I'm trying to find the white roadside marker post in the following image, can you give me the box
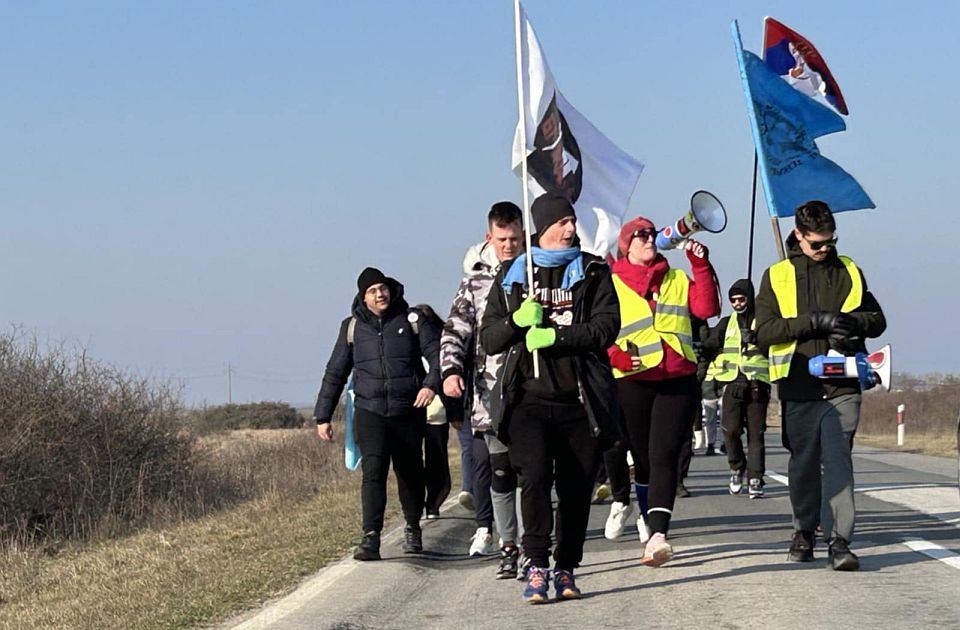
[897,403,906,447]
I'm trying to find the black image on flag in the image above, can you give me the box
[529,93,583,203]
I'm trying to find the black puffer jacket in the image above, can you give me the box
[313,279,441,423]
[479,253,621,445]
[755,235,886,401]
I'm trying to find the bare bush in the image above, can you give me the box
[0,333,194,541]
[187,401,302,434]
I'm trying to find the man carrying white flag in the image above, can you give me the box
[512,1,644,259]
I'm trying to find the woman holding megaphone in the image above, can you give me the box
[606,215,721,567]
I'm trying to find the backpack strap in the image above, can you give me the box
[346,317,357,346]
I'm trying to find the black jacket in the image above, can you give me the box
[479,253,621,444]
[313,280,441,423]
[755,234,886,401]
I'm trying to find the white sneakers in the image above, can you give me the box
[458,491,476,511]
[604,501,634,540]
[636,513,651,544]
[469,527,495,556]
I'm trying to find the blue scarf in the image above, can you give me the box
[501,246,584,294]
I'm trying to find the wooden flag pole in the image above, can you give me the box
[513,0,540,378]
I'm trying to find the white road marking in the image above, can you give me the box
[902,538,960,570]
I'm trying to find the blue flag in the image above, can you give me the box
[732,22,873,218]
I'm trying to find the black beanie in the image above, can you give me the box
[531,193,576,236]
[728,278,754,300]
[357,266,388,294]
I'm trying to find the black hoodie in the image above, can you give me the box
[313,278,441,423]
[754,234,886,401]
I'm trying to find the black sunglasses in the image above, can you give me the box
[804,235,838,251]
[632,228,657,242]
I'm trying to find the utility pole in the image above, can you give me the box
[227,363,233,404]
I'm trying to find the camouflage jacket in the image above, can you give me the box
[440,241,504,432]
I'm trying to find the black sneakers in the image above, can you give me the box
[354,531,381,561]
[402,524,423,553]
[828,537,860,571]
[496,545,520,579]
[788,530,815,562]
[676,482,691,498]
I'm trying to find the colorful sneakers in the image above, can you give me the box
[604,501,634,540]
[496,545,519,579]
[728,471,744,495]
[641,532,673,567]
[748,478,764,499]
[469,526,495,557]
[553,569,582,600]
[522,567,550,604]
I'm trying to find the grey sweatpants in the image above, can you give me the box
[486,433,522,546]
[782,393,861,542]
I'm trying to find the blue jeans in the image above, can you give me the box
[457,419,475,494]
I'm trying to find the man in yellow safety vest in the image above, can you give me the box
[703,279,770,499]
[755,201,886,572]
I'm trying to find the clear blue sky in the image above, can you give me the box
[1,1,954,405]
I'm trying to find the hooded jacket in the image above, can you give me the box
[755,234,886,401]
[702,278,758,384]
[479,252,621,445]
[439,241,505,432]
[606,218,721,381]
[313,278,441,423]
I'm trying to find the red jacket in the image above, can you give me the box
[607,250,720,381]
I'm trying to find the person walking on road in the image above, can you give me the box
[481,193,621,603]
[314,267,441,561]
[755,201,886,571]
[441,201,526,576]
[606,215,720,568]
[703,279,771,499]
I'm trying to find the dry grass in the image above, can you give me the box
[0,428,465,629]
[854,430,957,459]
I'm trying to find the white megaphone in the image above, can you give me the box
[655,190,728,250]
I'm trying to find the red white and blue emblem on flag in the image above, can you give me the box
[763,17,849,115]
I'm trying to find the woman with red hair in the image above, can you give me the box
[607,216,720,566]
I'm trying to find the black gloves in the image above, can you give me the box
[811,311,862,354]
[810,311,839,334]
[741,329,758,346]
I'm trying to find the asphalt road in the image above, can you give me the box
[227,434,960,630]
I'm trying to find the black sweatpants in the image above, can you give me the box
[618,375,699,535]
[721,381,770,480]
[508,401,601,571]
[676,400,702,482]
[599,440,632,504]
[472,432,494,530]
[355,407,426,533]
[424,423,451,514]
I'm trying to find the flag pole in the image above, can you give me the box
[514,0,539,378]
[760,17,786,262]
[733,20,785,269]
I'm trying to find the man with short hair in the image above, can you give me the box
[314,267,441,561]
[481,193,620,603]
[755,201,886,571]
[704,279,771,498]
[441,201,526,577]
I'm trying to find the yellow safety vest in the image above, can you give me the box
[767,255,863,381]
[709,315,770,383]
[611,270,696,378]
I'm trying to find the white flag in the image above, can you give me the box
[512,2,644,258]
